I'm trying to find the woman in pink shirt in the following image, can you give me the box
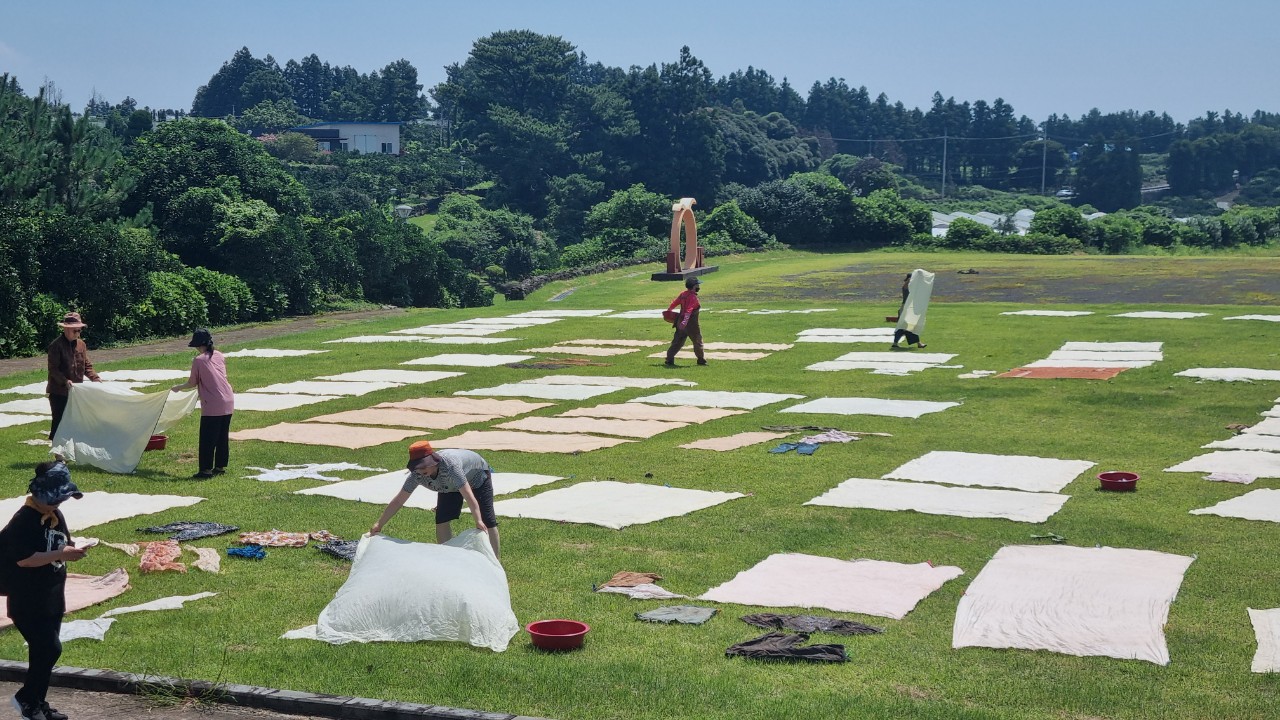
[170,329,234,479]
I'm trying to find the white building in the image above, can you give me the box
[290,122,401,154]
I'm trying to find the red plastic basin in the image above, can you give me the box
[1098,471,1138,491]
[885,315,899,323]
[145,434,167,451]
[527,619,589,651]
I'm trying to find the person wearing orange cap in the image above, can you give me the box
[663,275,707,367]
[369,441,501,559]
[45,311,101,438]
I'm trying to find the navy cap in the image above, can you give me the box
[29,462,83,506]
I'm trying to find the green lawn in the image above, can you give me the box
[4,250,1280,719]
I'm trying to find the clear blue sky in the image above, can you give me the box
[3,0,1277,124]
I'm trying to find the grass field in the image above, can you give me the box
[4,250,1280,719]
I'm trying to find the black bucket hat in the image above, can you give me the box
[685,276,701,290]
[188,328,213,348]
[29,462,83,506]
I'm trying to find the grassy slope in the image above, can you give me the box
[3,251,1280,719]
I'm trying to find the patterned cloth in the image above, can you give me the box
[315,539,359,562]
[139,540,186,573]
[138,521,239,541]
[238,529,310,547]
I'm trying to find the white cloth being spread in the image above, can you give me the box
[806,478,1069,523]
[50,383,198,473]
[884,451,1094,493]
[896,269,935,335]
[283,531,518,652]
[952,545,1193,665]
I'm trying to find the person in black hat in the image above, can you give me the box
[45,311,101,438]
[0,461,88,720]
[171,329,235,479]
[663,276,707,367]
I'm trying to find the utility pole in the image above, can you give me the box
[941,129,948,199]
[1040,120,1048,195]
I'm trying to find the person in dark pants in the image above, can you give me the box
[664,276,707,366]
[0,461,88,720]
[170,329,234,479]
[45,312,100,439]
[892,273,928,349]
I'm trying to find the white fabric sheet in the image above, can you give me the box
[456,383,621,400]
[455,317,560,326]
[1111,311,1209,319]
[1000,310,1094,317]
[795,335,897,344]
[807,361,940,374]
[519,374,695,388]
[242,462,386,482]
[952,545,1193,665]
[492,481,744,529]
[896,269,934,335]
[806,478,1069,523]
[699,553,963,619]
[557,339,666,347]
[885,450,1094,493]
[781,397,959,419]
[296,469,564,508]
[402,354,533,367]
[525,345,638,356]
[1060,341,1164,352]
[596,583,686,600]
[326,335,516,345]
[231,393,341,412]
[1190,488,1280,522]
[1225,315,1280,322]
[1024,359,1154,369]
[0,398,51,415]
[1205,434,1280,452]
[51,384,198,473]
[315,369,463,384]
[286,531,518,651]
[630,390,802,410]
[221,349,328,358]
[390,325,504,336]
[749,308,836,314]
[0,413,46,428]
[0,491,203,530]
[1244,418,1280,436]
[831,351,956,364]
[508,309,613,317]
[101,592,218,617]
[1176,368,1280,383]
[96,369,189,381]
[1249,608,1280,673]
[605,309,666,319]
[0,381,49,395]
[799,328,895,337]
[60,618,116,642]
[248,380,404,396]
[1166,451,1280,478]
[1047,350,1164,362]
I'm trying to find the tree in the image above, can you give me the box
[234,99,308,136]
[192,47,265,117]
[1029,204,1091,242]
[1073,134,1141,212]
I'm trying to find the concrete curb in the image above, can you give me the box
[0,660,550,720]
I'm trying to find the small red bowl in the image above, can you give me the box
[145,434,167,451]
[1098,471,1138,491]
[527,619,590,651]
[885,315,899,323]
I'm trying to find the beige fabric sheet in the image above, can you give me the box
[518,374,695,388]
[0,569,131,629]
[648,351,771,361]
[561,403,744,423]
[557,339,665,347]
[378,397,551,416]
[525,346,638,356]
[315,369,464,384]
[680,431,791,451]
[701,342,794,351]
[248,380,405,396]
[307,407,499,430]
[229,422,422,449]
[496,416,687,438]
[1249,608,1280,672]
[431,430,634,453]
[232,393,342,412]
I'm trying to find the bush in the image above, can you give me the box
[558,237,615,269]
[130,272,209,339]
[701,201,773,248]
[180,266,255,325]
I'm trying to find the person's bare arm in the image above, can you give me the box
[370,490,412,534]
[17,546,87,567]
[458,481,487,531]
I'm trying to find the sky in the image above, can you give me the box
[3,0,1278,124]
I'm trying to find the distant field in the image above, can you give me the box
[3,250,1280,720]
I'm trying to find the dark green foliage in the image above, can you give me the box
[180,266,255,326]
[850,189,932,247]
[701,200,773,249]
[822,155,898,197]
[581,184,671,259]
[1029,204,1092,243]
[1074,134,1142,211]
[127,271,209,339]
[728,174,851,245]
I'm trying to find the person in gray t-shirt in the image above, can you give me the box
[370,441,501,558]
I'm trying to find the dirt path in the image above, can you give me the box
[0,307,407,380]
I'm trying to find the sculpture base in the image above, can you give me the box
[651,266,719,282]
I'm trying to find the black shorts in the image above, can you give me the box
[435,471,498,527]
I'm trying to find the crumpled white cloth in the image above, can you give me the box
[798,430,859,444]
[59,618,116,642]
[101,592,218,617]
[243,463,387,482]
[597,583,687,600]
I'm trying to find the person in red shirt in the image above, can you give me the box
[664,276,707,366]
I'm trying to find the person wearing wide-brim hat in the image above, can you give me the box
[0,460,89,720]
[370,440,501,559]
[171,329,235,479]
[45,312,100,438]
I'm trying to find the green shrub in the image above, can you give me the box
[131,272,209,339]
[180,266,255,326]
[558,237,614,268]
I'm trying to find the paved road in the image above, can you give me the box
[1,681,327,720]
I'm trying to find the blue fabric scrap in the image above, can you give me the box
[227,544,266,560]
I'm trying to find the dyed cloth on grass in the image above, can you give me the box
[102,592,217,617]
[139,540,186,573]
[1225,315,1280,322]
[456,382,622,401]
[637,606,718,625]
[315,369,463,384]
[701,342,793,351]
[781,397,958,419]
[631,390,803,410]
[326,335,518,345]
[184,546,221,573]
[998,367,1128,380]
[562,403,744,423]
[307,408,499,430]
[1060,341,1163,352]
[1249,608,1280,672]
[1176,368,1280,383]
[139,521,238,541]
[1206,434,1280,452]
[1166,451,1280,478]
[221,348,327,358]
[650,350,771,361]
[524,345,638,357]
[741,613,883,635]
[1111,311,1209,319]
[681,432,792,451]
[1190,488,1280,523]
[0,413,47,428]
[239,529,310,547]
[493,481,744,529]
[1048,350,1164,362]
[699,553,963,619]
[952,545,1193,665]
[232,393,341,412]
[401,353,534,367]
[0,569,130,630]
[241,462,386,483]
[228,544,266,560]
[0,381,50,395]
[726,631,848,663]
[999,310,1094,317]
[496,416,687,438]
[378,396,551,416]
[519,374,696,388]
[60,618,116,642]
[390,325,504,336]
[0,492,203,531]
[806,478,1069,523]
[884,451,1094,493]
[246,380,404,396]
[97,369,189,382]
[229,422,421,449]
[317,540,359,561]
[1244,418,1280,436]
[432,430,634,454]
